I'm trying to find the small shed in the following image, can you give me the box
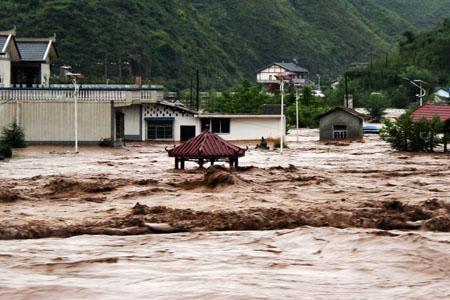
[316,107,364,141]
[166,129,247,169]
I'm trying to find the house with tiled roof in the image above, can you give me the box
[0,27,58,87]
[412,104,450,152]
[256,62,310,90]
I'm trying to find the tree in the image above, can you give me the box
[365,93,390,122]
[1,122,26,148]
[380,113,443,152]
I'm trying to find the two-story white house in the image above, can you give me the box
[256,62,309,89]
[0,27,58,88]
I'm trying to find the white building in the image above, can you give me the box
[256,62,309,87]
[0,87,284,145]
[0,27,58,88]
[119,101,283,142]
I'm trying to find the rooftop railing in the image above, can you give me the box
[0,84,164,103]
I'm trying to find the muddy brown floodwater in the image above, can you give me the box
[0,129,449,298]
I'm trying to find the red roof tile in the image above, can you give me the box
[412,104,450,122]
[167,130,246,159]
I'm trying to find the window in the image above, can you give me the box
[147,120,173,139]
[201,118,230,134]
[333,125,347,140]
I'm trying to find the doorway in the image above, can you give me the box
[180,125,196,141]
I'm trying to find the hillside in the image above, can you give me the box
[373,0,450,29]
[0,0,433,89]
[329,19,450,108]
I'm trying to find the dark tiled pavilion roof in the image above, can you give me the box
[167,130,247,159]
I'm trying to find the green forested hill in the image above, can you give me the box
[0,0,447,89]
[373,0,450,29]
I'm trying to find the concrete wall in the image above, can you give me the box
[173,114,200,141]
[120,104,141,140]
[221,117,282,141]
[0,57,11,87]
[0,102,16,128]
[141,103,199,141]
[319,110,363,140]
[40,63,50,86]
[0,101,112,144]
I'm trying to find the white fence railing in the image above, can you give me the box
[0,88,163,103]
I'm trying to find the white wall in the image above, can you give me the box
[141,103,199,141]
[121,105,141,138]
[219,117,282,141]
[0,57,11,87]
[173,114,200,141]
[41,63,50,86]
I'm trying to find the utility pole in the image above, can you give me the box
[345,73,349,108]
[67,72,84,154]
[190,75,193,109]
[280,80,285,153]
[295,87,299,143]
[196,69,200,111]
[118,58,122,82]
[104,57,108,83]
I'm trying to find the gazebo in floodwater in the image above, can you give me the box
[166,130,247,169]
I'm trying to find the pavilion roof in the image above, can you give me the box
[167,130,246,159]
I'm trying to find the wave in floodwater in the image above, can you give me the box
[0,227,449,299]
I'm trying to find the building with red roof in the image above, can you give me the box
[411,104,450,123]
[166,129,247,169]
[412,104,449,152]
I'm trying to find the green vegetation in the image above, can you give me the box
[203,81,278,114]
[1,122,26,148]
[373,0,450,29]
[365,93,390,122]
[3,0,449,89]
[0,142,12,159]
[380,113,444,152]
[328,19,450,109]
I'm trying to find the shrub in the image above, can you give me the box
[0,142,12,158]
[99,138,114,147]
[380,112,443,152]
[1,122,26,148]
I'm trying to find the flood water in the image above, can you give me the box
[0,227,449,299]
[0,130,449,299]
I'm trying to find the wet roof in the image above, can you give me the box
[412,104,450,122]
[275,62,309,73]
[316,106,365,120]
[167,130,246,159]
[0,36,7,52]
[16,41,49,61]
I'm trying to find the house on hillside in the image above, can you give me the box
[256,62,309,90]
[0,28,58,87]
[434,88,449,103]
[316,107,364,141]
[412,103,450,152]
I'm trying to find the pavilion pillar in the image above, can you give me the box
[210,158,215,166]
[175,157,179,170]
[234,158,239,168]
[199,158,204,168]
[444,132,448,153]
[180,158,185,170]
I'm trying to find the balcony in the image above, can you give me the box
[0,84,164,105]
